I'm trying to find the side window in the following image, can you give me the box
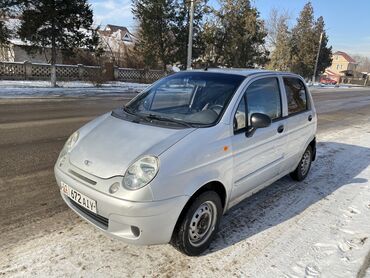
[233,96,246,133]
[283,77,308,115]
[246,77,282,121]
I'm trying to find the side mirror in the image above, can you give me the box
[246,113,272,137]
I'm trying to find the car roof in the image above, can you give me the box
[187,68,300,78]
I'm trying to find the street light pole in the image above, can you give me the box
[312,32,323,83]
[187,0,195,70]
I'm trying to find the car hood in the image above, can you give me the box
[69,114,195,178]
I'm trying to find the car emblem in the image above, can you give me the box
[84,160,92,166]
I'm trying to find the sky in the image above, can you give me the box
[90,0,370,57]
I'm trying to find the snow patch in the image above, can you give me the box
[0,80,149,98]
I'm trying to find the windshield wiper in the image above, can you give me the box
[123,107,194,128]
[145,114,194,128]
[123,106,135,114]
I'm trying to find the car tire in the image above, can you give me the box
[171,191,222,256]
[290,145,313,181]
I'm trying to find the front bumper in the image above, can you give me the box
[55,166,188,245]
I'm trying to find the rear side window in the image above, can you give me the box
[283,77,308,114]
[246,77,282,121]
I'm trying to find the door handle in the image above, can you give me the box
[277,125,284,133]
[308,115,313,122]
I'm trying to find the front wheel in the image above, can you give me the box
[290,145,313,181]
[171,191,222,256]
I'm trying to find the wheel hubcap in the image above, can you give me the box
[300,149,311,176]
[188,201,217,247]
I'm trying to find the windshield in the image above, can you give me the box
[125,72,245,127]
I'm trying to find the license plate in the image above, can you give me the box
[61,181,97,213]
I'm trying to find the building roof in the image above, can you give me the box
[104,24,130,34]
[98,24,134,40]
[325,69,340,76]
[334,51,357,63]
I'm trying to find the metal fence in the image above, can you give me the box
[0,61,166,83]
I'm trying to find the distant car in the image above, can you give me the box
[55,69,317,256]
[320,76,337,85]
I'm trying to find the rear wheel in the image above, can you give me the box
[290,145,313,181]
[171,191,222,256]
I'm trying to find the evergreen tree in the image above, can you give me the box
[200,19,223,67]
[172,0,209,68]
[207,0,269,68]
[132,0,177,70]
[314,16,332,76]
[0,1,12,45]
[290,2,316,78]
[18,0,96,86]
[0,21,10,45]
[290,2,332,79]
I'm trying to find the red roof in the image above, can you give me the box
[334,51,357,63]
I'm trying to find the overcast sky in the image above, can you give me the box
[90,0,370,57]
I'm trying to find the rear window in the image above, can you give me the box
[283,77,308,115]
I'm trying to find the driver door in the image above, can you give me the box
[230,76,288,205]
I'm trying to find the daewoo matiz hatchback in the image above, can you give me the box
[55,69,317,256]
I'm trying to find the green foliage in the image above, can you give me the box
[172,0,209,67]
[18,0,97,64]
[315,16,332,75]
[132,0,208,69]
[290,2,316,77]
[267,15,291,71]
[290,2,332,78]
[132,0,177,69]
[0,20,10,44]
[0,0,12,45]
[201,0,269,68]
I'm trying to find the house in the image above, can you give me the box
[0,17,63,63]
[0,39,64,63]
[324,51,358,82]
[98,24,135,53]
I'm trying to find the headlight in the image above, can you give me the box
[65,131,79,152]
[122,156,159,190]
[59,131,79,159]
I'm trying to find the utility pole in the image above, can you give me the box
[312,32,323,83]
[187,0,195,70]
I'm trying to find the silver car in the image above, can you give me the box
[55,69,317,256]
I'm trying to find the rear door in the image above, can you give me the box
[230,76,288,204]
[280,76,316,172]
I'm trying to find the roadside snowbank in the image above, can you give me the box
[0,81,148,98]
[0,113,370,278]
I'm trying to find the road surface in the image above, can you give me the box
[0,87,370,277]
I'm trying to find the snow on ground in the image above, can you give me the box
[0,80,365,98]
[0,80,149,98]
[306,82,362,89]
[0,115,370,277]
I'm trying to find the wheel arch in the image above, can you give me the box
[309,137,317,161]
[171,180,227,238]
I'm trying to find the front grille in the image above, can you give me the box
[69,198,108,229]
[68,170,97,185]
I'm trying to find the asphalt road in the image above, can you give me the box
[0,87,370,252]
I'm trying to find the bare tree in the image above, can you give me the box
[352,54,370,73]
[266,8,291,49]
